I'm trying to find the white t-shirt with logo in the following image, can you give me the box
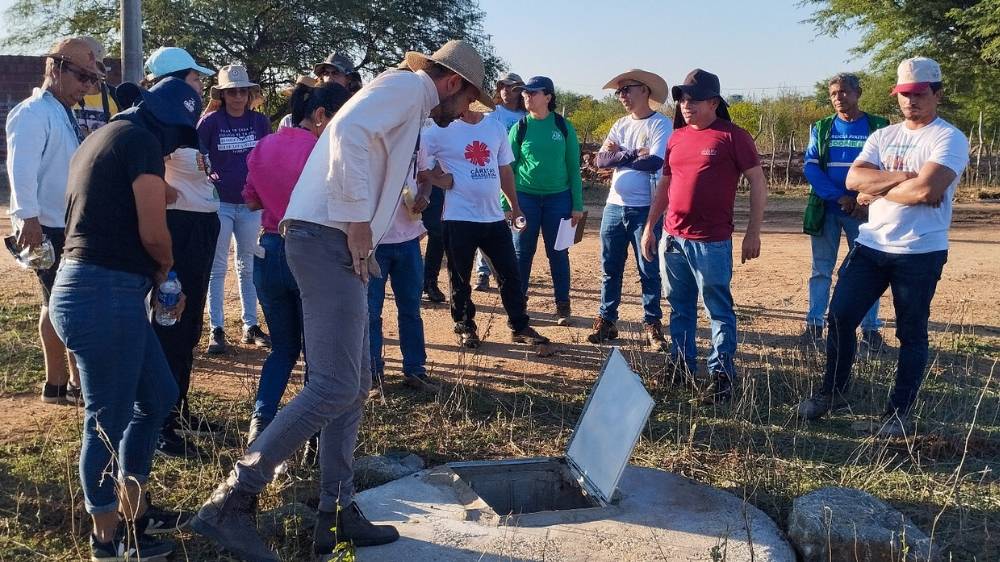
[855,117,969,254]
[165,148,220,213]
[604,112,672,207]
[421,117,514,223]
[486,105,526,132]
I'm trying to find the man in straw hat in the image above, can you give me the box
[798,57,968,437]
[589,69,672,351]
[640,68,768,404]
[190,39,491,560]
[6,37,102,407]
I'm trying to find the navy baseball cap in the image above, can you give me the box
[518,76,554,93]
[141,77,202,129]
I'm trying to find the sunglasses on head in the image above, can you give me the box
[61,63,100,86]
[615,84,643,97]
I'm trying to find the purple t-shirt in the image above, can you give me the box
[197,110,271,204]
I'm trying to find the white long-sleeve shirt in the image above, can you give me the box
[5,88,80,228]
[281,69,439,246]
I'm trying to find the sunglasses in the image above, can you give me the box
[615,84,643,97]
[61,64,100,86]
[223,87,251,96]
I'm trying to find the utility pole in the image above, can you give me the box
[121,0,143,83]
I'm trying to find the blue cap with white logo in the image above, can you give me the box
[145,47,214,80]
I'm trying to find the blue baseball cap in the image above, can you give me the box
[141,77,202,128]
[517,76,554,93]
[145,47,214,80]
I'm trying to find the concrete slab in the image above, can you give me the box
[350,464,795,561]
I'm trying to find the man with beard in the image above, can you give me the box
[190,40,491,561]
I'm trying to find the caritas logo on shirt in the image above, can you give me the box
[465,140,492,166]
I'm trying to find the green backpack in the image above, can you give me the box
[802,113,889,235]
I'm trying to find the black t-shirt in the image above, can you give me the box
[63,120,166,276]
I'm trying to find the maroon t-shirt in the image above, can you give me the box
[662,119,760,242]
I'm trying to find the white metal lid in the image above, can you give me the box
[565,347,654,504]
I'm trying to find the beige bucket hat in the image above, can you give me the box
[603,69,669,110]
[404,40,494,109]
[210,64,260,99]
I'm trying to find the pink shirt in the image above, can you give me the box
[243,127,317,233]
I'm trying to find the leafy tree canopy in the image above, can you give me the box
[803,0,1000,128]
[2,0,504,101]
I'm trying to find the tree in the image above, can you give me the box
[1,0,504,104]
[803,0,1000,128]
[567,95,624,146]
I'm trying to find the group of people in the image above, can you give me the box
[4,30,968,561]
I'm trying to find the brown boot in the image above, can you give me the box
[586,317,619,344]
[643,321,669,352]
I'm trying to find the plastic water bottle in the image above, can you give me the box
[16,235,55,270]
[155,272,182,326]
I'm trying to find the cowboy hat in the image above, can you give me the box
[404,40,494,109]
[603,69,668,109]
[45,37,104,78]
[210,64,260,99]
[281,74,318,97]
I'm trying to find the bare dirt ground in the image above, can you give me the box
[1,196,998,445]
[1,194,998,560]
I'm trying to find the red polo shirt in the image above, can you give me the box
[662,119,760,242]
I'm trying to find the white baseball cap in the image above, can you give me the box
[145,47,214,80]
[891,57,942,95]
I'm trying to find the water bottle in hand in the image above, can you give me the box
[156,272,182,326]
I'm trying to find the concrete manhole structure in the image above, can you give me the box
[350,349,795,561]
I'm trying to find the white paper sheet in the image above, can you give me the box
[554,218,576,251]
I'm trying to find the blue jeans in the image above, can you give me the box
[49,260,178,514]
[252,233,304,421]
[367,238,426,378]
[808,207,881,330]
[208,202,261,329]
[824,245,947,414]
[512,190,572,303]
[599,204,662,324]
[660,234,737,378]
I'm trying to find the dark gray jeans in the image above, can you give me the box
[233,220,371,511]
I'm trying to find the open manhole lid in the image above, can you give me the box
[566,347,654,505]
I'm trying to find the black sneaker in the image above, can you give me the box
[423,284,446,303]
[41,383,66,404]
[144,500,193,535]
[555,301,572,326]
[91,517,175,561]
[474,274,490,292]
[703,372,734,404]
[65,383,84,405]
[314,502,399,553]
[454,324,481,349]
[207,327,227,355]
[799,324,824,349]
[797,390,851,420]
[242,325,271,348]
[180,412,225,437]
[156,429,202,460]
[403,374,440,392]
[859,329,887,354]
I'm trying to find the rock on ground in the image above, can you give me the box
[788,487,938,562]
[354,452,426,488]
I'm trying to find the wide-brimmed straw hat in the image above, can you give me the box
[45,37,104,78]
[603,69,668,110]
[404,40,494,109]
[281,74,318,97]
[210,64,260,99]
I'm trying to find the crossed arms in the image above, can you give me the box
[846,160,957,207]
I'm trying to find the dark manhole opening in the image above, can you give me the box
[451,459,599,515]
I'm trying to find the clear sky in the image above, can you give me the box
[0,0,870,100]
[478,0,871,100]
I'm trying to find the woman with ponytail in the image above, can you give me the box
[241,82,352,443]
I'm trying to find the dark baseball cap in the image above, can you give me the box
[517,76,555,93]
[671,68,727,105]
